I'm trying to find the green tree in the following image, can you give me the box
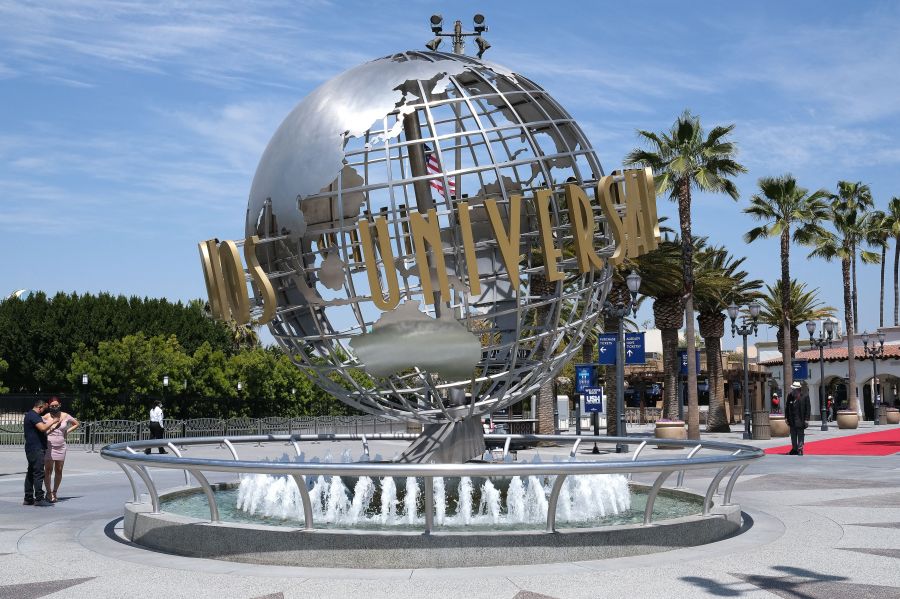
[757,280,835,359]
[625,110,747,439]
[0,357,9,393]
[695,246,762,432]
[888,197,900,326]
[744,174,830,394]
[808,190,878,415]
[833,182,875,327]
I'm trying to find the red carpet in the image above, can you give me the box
[764,427,900,456]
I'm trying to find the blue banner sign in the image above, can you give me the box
[678,350,702,375]
[792,359,809,381]
[624,332,646,365]
[574,364,596,393]
[597,333,617,365]
[583,387,604,413]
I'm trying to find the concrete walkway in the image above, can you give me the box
[0,423,898,598]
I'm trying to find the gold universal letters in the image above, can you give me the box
[597,168,660,265]
[200,168,660,322]
[456,202,482,296]
[409,208,452,306]
[484,194,522,283]
[198,237,276,325]
[534,189,564,282]
[357,216,401,310]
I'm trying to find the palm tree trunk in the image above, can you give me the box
[843,255,858,413]
[677,178,700,439]
[851,242,859,329]
[894,237,899,326]
[705,334,728,432]
[880,244,887,327]
[660,328,679,419]
[780,228,793,399]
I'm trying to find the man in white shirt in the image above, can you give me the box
[145,400,167,454]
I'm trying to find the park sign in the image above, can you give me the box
[678,349,702,375]
[792,359,809,381]
[597,332,645,365]
[583,387,604,413]
[574,364,597,394]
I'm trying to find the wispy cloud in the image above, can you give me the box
[0,0,370,88]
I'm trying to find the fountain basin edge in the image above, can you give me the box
[122,484,743,568]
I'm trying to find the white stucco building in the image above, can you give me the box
[761,324,900,420]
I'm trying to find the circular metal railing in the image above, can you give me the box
[101,434,763,533]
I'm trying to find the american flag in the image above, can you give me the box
[424,144,456,197]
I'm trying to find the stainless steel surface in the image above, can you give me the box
[643,470,673,525]
[103,434,762,532]
[244,49,612,425]
[722,464,747,506]
[676,444,703,488]
[116,462,139,503]
[545,473,568,532]
[189,469,220,523]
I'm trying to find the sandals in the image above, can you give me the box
[49,492,58,503]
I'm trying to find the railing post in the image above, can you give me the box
[676,444,703,488]
[188,469,220,523]
[723,464,747,506]
[290,474,314,530]
[703,466,735,515]
[423,476,434,534]
[643,470,673,525]
[546,474,567,532]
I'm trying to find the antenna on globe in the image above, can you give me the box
[425,14,490,58]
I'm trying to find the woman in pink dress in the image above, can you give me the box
[43,397,79,503]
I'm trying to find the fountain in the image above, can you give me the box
[103,15,763,569]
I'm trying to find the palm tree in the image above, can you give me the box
[834,181,874,326]
[809,194,878,416]
[744,174,830,395]
[695,246,763,432]
[864,210,890,327]
[636,238,694,420]
[888,197,900,325]
[625,110,746,439]
[757,279,836,358]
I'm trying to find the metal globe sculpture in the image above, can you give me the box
[246,50,614,424]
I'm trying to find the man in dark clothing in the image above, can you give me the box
[24,398,61,506]
[785,381,811,455]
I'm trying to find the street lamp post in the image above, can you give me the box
[806,320,834,431]
[727,301,761,440]
[861,331,885,425]
[601,270,642,454]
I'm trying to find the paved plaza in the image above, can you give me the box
[1,424,898,599]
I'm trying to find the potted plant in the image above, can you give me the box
[769,410,789,437]
[836,407,859,429]
[654,419,686,449]
[884,405,900,425]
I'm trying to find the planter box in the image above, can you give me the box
[654,421,686,449]
[836,410,859,430]
[769,414,789,437]
[885,408,900,425]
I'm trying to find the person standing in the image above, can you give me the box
[43,397,79,503]
[827,395,835,422]
[771,392,781,412]
[23,398,61,506]
[145,400,167,454]
[785,381,811,455]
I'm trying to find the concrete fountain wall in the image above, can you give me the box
[123,484,743,569]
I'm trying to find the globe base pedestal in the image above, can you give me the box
[396,416,485,463]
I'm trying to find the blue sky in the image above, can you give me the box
[2,1,899,349]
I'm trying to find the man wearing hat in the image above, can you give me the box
[785,381,811,455]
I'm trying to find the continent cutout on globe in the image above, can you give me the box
[350,300,482,380]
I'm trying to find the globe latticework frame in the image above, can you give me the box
[248,51,615,424]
